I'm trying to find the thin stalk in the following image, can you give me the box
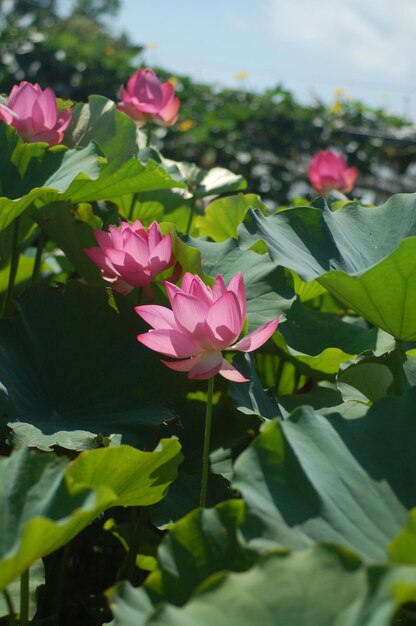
[121,507,142,583]
[128,193,138,220]
[146,127,153,147]
[200,377,214,508]
[2,217,20,318]
[274,356,285,391]
[49,542,71,626]
[20,569,29,626]
[2,589,16,626]
[292,369,301,393]
[185,199,196,236]
[31,229,47,284]
[127,507,140,581]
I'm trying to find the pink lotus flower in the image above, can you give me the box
[136,272,281,382]
[117,68,180,127]
[84,220,175,296]
[0,82,72,146]
[308,150,358,195]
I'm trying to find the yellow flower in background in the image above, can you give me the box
[104,47,115,56]
[330,100,343,115]
[333,86,347,98]
[331,87,353,115]
[178,119,195,132]
[235,70,250,81]
[169,76,180,86]
[147,42,159,50]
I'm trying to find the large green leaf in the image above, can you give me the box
[0,441,182,591]
[240,194,416,279]
[337,349,409,404]
[145,500,255,607]
[281,299,385,357]
[113,545,401,626]
[317,239,416,340]
[0,282,186,450]
[239,195,416,339]
[118,189,192,233]
[195,194,266,241]
[0,447,113,591]
[64,95,138,163]
[0,110,185,234]
[65,157,185,204]
[113,550,416,626]
[0,142,102,232]
[233,394,416,562]
[67,439,183,507]
[228,301,392,400]
[269,299,393,378]
[160,223,202,277]
[186,237,295,330]
[32,201,101,283]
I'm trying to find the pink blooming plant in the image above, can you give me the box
[118,68,180,127]
[308,150,358,195]
[0,82,72,146]
[84,220,175,297]
[136,272,281,382]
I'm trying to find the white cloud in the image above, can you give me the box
[267,0,416,81]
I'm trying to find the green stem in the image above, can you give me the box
[185,199,196,236]
[200,377,214,508]
[128,193,138,221]
[395,339,405,359]
[274,356,285,392]
[127,507,141,581]
[2,217,20,318]
[292,368,301,393]
[20,569,29,626]
[49,542,70,626]
[2,589,16,626]
[146,127,153,147]
[121,507,142,583]
[31,229,47,284]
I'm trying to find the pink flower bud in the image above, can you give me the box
[84,220,175,296]
[136,272,281,382]
[308,150,358,195]
[117,68,180,127]
[0,82,72,146]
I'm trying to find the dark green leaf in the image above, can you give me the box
[112,545,372,626]
[195,194,266,241]
[0,282,187,450]
[233,398,416,561]
[186,237,295,330]
[239,196,416,339]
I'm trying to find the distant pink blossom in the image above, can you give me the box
[84,220,175,297]
[308,150,358,195]
[118,68,180,127]
[136,272,281,382]
[0,81,72,146]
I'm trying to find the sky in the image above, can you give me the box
[112,0,416,119]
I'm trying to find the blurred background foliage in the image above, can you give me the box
[1,0,416,206]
